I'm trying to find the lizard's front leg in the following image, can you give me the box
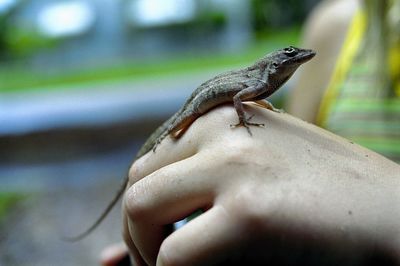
[230,85,266,135]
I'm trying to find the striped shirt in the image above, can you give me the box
[317,9,400,162]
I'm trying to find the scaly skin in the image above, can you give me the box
[65,46,316,241]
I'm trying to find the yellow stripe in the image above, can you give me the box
[389,43,400,96]
[316,10,367,126]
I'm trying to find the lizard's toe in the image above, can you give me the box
[272,107,284,113]
[230,115,264,136]
[230,123,240,128]
[245,125,253,136]
[230,121,253,136]
[247,122,265,127]
[152,139,161,153]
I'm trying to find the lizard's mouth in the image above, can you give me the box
[283,49,316,65]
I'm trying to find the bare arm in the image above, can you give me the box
[287,0,359,122]
[123,104,400,265]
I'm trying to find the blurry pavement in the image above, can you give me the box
[0,68,228,266]
[0,70,221,136]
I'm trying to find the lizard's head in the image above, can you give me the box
[267,46,316,77]
[276,46,315,66]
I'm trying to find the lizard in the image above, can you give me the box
[64,46,316,241]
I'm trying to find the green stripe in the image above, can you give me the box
[340,82,372,93]
[327,120,400,131]
[334,99,400,112]
[329,111,400,122]
[348,64,371,75]
[328,129,400,140]
[351,137,400,154]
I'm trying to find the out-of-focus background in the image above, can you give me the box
[0,0,320,265]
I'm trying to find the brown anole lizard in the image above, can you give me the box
[65,46,315,241]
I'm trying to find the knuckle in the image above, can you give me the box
[128,163,137,179]
[158,239,185,266]
[128,163,140,184]
[221,140,255,164]
[127,154,150,184]
[123,183,149,221]
[231,186,273,228]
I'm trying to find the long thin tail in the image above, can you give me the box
[61,176,129,242]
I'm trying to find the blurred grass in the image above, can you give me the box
[0,27,300,93]
[0,192,23,221]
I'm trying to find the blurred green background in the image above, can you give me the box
[0,0,319,265]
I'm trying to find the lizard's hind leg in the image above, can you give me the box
[152,113,198,152]
[170,113,198,138]
[254,99,282,113]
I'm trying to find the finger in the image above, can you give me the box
[122,212,146,266]
[125,153,216,224]
[100,242,129,266]
[156,205,241,266]
[127,218,174,265]
[125,154,216,265]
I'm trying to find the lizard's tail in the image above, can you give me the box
[60,176,129,242]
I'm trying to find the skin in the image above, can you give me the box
[110,104,400,266]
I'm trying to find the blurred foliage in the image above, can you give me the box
[4,26,58,57]
[0,6,14,59]
[0,27,300,93]
[0,0,22,59]
[0,192,23,222]
[0,0,55,59]
[129,8,226,31]
[251,0,316,35]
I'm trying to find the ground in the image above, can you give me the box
[0,179,123,266]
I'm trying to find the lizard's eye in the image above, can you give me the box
[284,47,297,56]
[272,62,279,68]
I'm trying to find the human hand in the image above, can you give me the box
[122,104,400,265]
[100,242,130,266]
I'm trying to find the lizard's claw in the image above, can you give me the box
[230,115,264,136]
[152,139,161,153]
[243,114,265,127]
[272,107,284,113]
